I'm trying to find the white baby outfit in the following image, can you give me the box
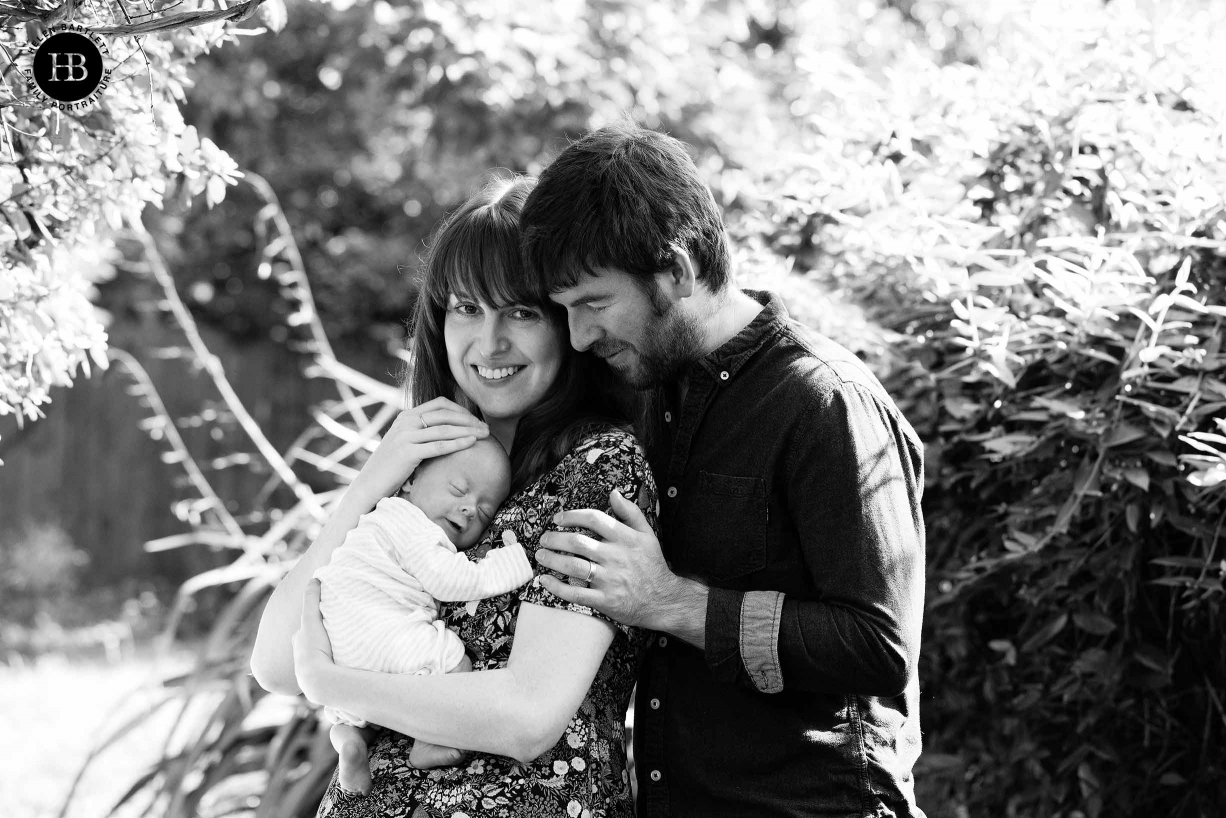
[313,496,533,726]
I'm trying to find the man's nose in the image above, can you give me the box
[567,311,598,352]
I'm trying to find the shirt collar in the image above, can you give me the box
[693,289,788,382]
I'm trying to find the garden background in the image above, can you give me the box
[1,0,1224,816]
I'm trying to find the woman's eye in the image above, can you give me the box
[452,302,480,316]
[509,307,539,321]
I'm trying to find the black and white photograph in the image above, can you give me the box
[1,1,1223,816]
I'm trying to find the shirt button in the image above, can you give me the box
[664,411,672,422]
[719,370,730,381]
[650,698,661,709]
[650,770,662,782]
[666,486,677,499]
[658,636,668,647]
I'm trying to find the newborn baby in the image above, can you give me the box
[313,435,532,793]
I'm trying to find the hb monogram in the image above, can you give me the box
[48,52,89,81]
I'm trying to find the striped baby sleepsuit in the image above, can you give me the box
[313,495,532,726]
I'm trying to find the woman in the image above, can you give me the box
[250,176,656,818]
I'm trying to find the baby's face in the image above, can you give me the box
[401,442,511,549]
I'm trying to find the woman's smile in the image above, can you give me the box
[445,293,564,427]
[473,364,526,382]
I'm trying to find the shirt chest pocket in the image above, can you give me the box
[680,471,768,581]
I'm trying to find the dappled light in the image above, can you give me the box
[2,1,1224,817]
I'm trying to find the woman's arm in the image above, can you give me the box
[294,429,655,760]
[295,584,615,764]
[251,488,382,695]
[250,399,489,696]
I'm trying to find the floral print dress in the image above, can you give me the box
[316,428,656,818]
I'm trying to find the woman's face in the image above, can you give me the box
[443,292,565,424]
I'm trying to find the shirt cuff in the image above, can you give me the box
[739,590,785,693]
[704,587,786,693]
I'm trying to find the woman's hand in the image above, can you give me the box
[350,397,489,502]
[292,579,337,704]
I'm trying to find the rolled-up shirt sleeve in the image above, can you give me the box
[704,377,925,697]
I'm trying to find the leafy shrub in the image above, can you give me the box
[727,1,1226,814]
[0,522,89,625]
[0,6,245,457]
[43,2,1226,817]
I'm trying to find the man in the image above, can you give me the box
[520,122,927,818]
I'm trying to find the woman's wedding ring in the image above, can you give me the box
[419,413,429,429]
[581,559,594,586]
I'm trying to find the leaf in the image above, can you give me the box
[261,0,289,33]
[1073,347,1120,365]
[1150,556,1211,569]
[1187,464,1226,487]
[1103,424,1147,448]
[1122,467,1150,491]
[988,639,1017,665]
[1138,345,1172,363]
[1145,449,1178,467]
[206,175,227,208]
[981,433,1037,456]
[1073,611,1116,635]
[1022,613,1068,653]
[1126,503,1141,533]
[1033,396,1086,418]
[1133,644,1170,674]
[969,271,1024,288]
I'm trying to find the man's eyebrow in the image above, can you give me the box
[566,293,607,307]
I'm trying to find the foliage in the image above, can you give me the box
[29,1,1226,817]
[163,0,774,345]
[58,210,393,818]
[727,1,1226,814]
[0,521,87,622]
[0,1,249,454]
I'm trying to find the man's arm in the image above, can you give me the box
[537,380,925,698]
[537,489,710,647]
[706,380,925,697]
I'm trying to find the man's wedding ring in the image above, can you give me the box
[581,559,594,586]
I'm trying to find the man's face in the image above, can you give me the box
[549,269,705,390]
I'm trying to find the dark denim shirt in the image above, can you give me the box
[634,291,927,818]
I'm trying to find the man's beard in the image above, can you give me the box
[599,283,705,391]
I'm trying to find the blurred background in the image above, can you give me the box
[1,0,1224,816]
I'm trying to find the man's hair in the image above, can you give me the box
[521,122,732,293]
[404,175,630,492]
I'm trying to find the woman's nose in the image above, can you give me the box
[479,315,511,356]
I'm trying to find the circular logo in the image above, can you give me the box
[23,25,112,109]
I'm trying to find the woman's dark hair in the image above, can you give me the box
[405,174,630,491]
[520,121,732,293]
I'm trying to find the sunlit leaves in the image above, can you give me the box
[0,5,246,448]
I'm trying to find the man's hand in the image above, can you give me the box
[292,579,337,705]
[537,490,708,646]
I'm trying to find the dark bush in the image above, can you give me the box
[732,3,1226,814]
